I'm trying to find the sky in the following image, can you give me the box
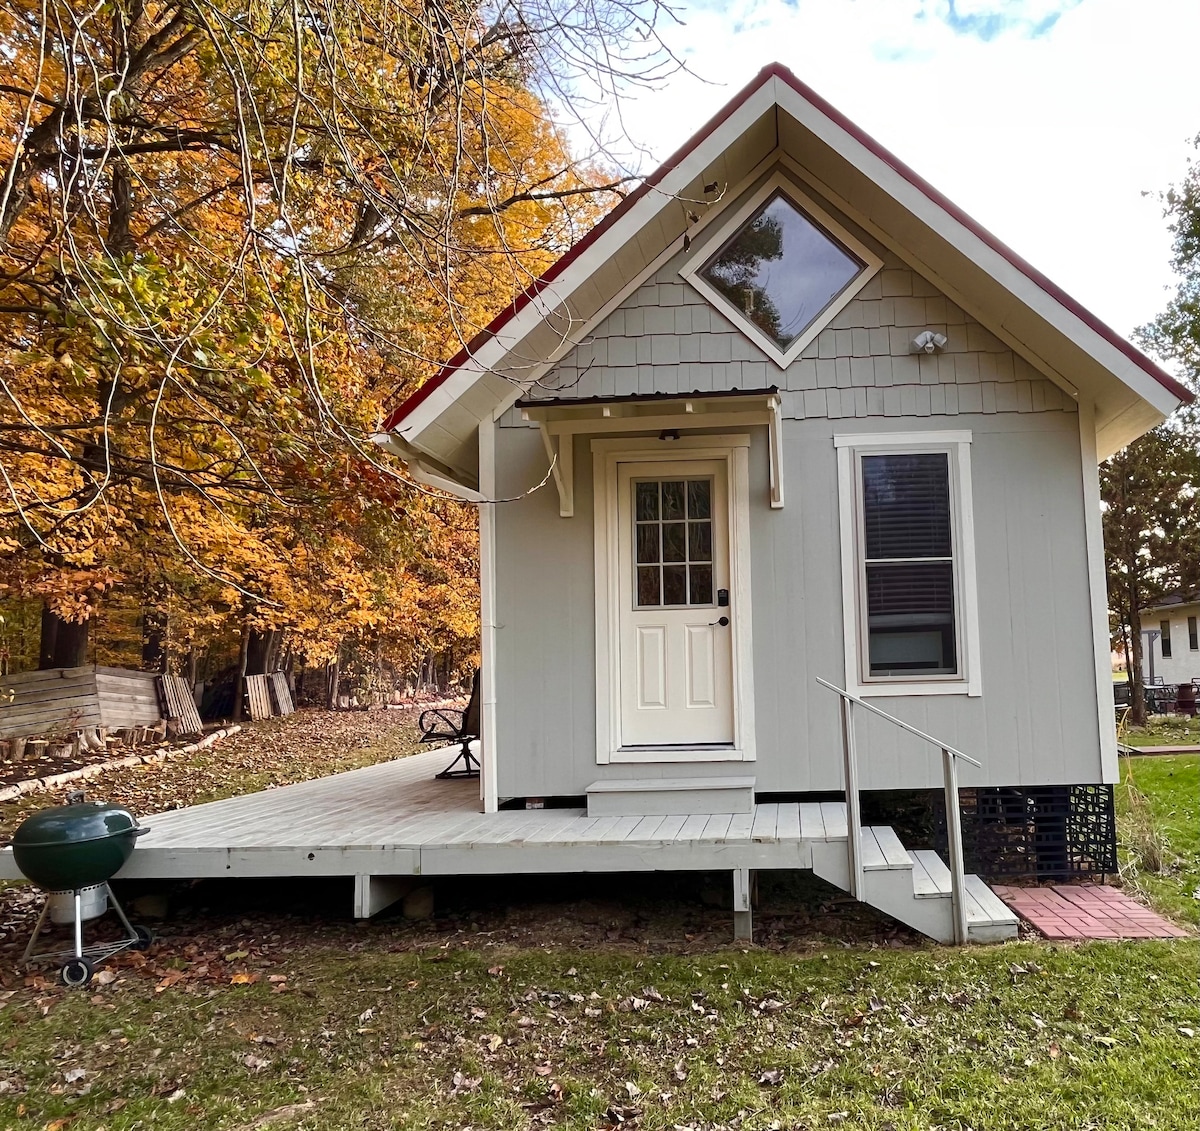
[596,0,1200,343]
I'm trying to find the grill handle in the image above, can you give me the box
[133,826,151,837]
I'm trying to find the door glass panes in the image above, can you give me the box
[634,478,715,607]
[699,191,864,350]
[860,453,958,677]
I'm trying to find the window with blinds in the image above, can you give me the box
[1161,620,1172,659]
[1189,616,1198,651]
[858,451,959,678]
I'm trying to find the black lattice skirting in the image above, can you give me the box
[935,784,1117,881]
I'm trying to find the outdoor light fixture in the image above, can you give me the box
[659,429,681,441]
[911,330,948,354]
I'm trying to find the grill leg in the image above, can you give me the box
[107,885,139,943]
[73,891,83,959]
[21,899,51,966]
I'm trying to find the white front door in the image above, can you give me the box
[616,460,735,748]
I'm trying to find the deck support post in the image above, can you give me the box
[353,875,413,920]
[733,867,753,942]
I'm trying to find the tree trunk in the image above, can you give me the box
[1120,617,1133,695]
[38,605,59,669]
[246,629,276,676]
[142,604,168,672]
[326,651,341,710]
[1127,572,1146,726]
[233,623,251,722]
[39,606,89,669]
[265,630,284,674]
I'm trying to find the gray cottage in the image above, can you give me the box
[374,64,1193,941]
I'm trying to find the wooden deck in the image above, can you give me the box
[0,747,842,885]
[0,747,1019,940]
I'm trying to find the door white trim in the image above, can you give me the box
[592,435,756,764]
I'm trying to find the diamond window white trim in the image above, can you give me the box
[680,172,883,369]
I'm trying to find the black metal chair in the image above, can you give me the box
[419,671,481,779]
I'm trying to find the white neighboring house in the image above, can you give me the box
[374,63,1194,939]
[1140,596,1200,686]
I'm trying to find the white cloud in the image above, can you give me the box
[585,0,1200,339]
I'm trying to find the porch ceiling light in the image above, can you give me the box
[659,429,681,441]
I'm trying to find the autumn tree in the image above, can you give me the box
[1102,137,1200,723]
[0,0,677,679]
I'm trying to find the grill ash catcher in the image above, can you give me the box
[7,790,153,987]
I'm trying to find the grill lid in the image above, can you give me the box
[13,799,142,849]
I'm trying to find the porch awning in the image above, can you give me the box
[516,387,783,516]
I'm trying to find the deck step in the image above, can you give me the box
[910,850,952,896]
[585,776,755,817]
[814,836,1018,943]
[862,826,912,870]
[963,874,1018,928]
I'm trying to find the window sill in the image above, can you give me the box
[850,681,981,699]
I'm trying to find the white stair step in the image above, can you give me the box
[859,827,888,869]
[869,826,912,869]
[910,850,952,897]
[964,875,1019,927]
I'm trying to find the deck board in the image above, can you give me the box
[776,804,802,842]
[751,803,779,842]
[819,802,848,840]
[797,802,825,839]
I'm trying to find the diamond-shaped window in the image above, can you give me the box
[689,185,877,366]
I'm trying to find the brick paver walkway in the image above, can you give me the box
[991,884,1190,940]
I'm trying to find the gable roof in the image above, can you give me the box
[381,63,1193,482]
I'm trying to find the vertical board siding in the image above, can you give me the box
[494,411,1101,798]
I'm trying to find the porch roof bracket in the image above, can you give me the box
[538,421,574,517]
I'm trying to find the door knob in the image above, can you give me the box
[709,616,730,627]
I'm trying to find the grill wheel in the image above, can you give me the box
[61,956,94,988]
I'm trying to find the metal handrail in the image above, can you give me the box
[815,678,981,767]
[815,676,977,944]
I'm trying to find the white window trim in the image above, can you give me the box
[592,434,757,764]
[679,170,883,370]
[834,430,982,698]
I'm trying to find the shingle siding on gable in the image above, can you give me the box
[505,236,1077,427]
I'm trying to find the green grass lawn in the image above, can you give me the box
[0,940,1196,1131]
[1120,714,1200,748]
[1,722,1196,1130]
[1117,753,1200,927]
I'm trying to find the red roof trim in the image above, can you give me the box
[384,63,1192,432]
